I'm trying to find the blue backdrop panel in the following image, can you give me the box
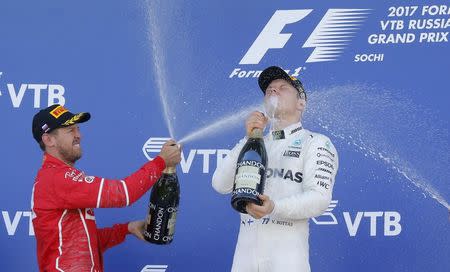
[0,0,449,271]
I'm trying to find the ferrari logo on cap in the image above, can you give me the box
[50,105,68,118]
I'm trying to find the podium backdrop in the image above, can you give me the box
[1,1,449,271]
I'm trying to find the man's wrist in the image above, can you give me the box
[269,200,275,214]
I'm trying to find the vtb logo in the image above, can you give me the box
[240,9,371,64]
[313,200,338,225]
[312,200,402,237]
[142,137,170,161]
[141,265,168,272]
[143,137,230,174]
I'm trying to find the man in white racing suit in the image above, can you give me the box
[212,66,338,272]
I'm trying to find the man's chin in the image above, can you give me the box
[74,152,82,162]
[70,150,82,163]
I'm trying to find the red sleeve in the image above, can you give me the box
[97,223,129,253]
[50,156,166,209]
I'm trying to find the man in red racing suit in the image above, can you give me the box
[31,104,181,272]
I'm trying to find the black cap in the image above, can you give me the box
[32,104,91,143]
[258,66,306,99]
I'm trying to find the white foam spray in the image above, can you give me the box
[178,104,260,144]
[146,1,176,139]
[306,84,449,211]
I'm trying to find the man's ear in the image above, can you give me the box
[297,98,306,112]
[41,133,56,149]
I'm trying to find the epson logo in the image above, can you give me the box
[317,160,334,170]
[141,265,168,272]
[239,9,371,65]
[143,137,230,174]
[237,160,265,169]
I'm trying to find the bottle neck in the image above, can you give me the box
[249,128,263,139]
[163,166,176,174]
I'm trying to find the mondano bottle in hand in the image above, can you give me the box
[231,128,268,213]
[143,166,180,245]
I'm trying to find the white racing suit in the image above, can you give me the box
[212,122,338,272]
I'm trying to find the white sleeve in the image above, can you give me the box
[211,138,247,194]
[271,135,338,220]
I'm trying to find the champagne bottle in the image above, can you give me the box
[143,166,179,245]
[231,128,268,213]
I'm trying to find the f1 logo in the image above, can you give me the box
[240,9,370,65]
[240,10,312,65]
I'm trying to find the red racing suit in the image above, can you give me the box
[31,153,166,272]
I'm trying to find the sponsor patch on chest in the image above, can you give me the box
[283,150,301,158]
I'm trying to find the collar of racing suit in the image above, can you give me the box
[269,122,303,140]
[42,152,68,168]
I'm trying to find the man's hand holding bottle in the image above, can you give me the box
[245,111,268,137]
[159,140,182,167]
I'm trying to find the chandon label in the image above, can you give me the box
[145,205,177,242]
[152,207,165,240]
[235,165,261,189]
[237,160,265,169]
[232,188,260,196]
